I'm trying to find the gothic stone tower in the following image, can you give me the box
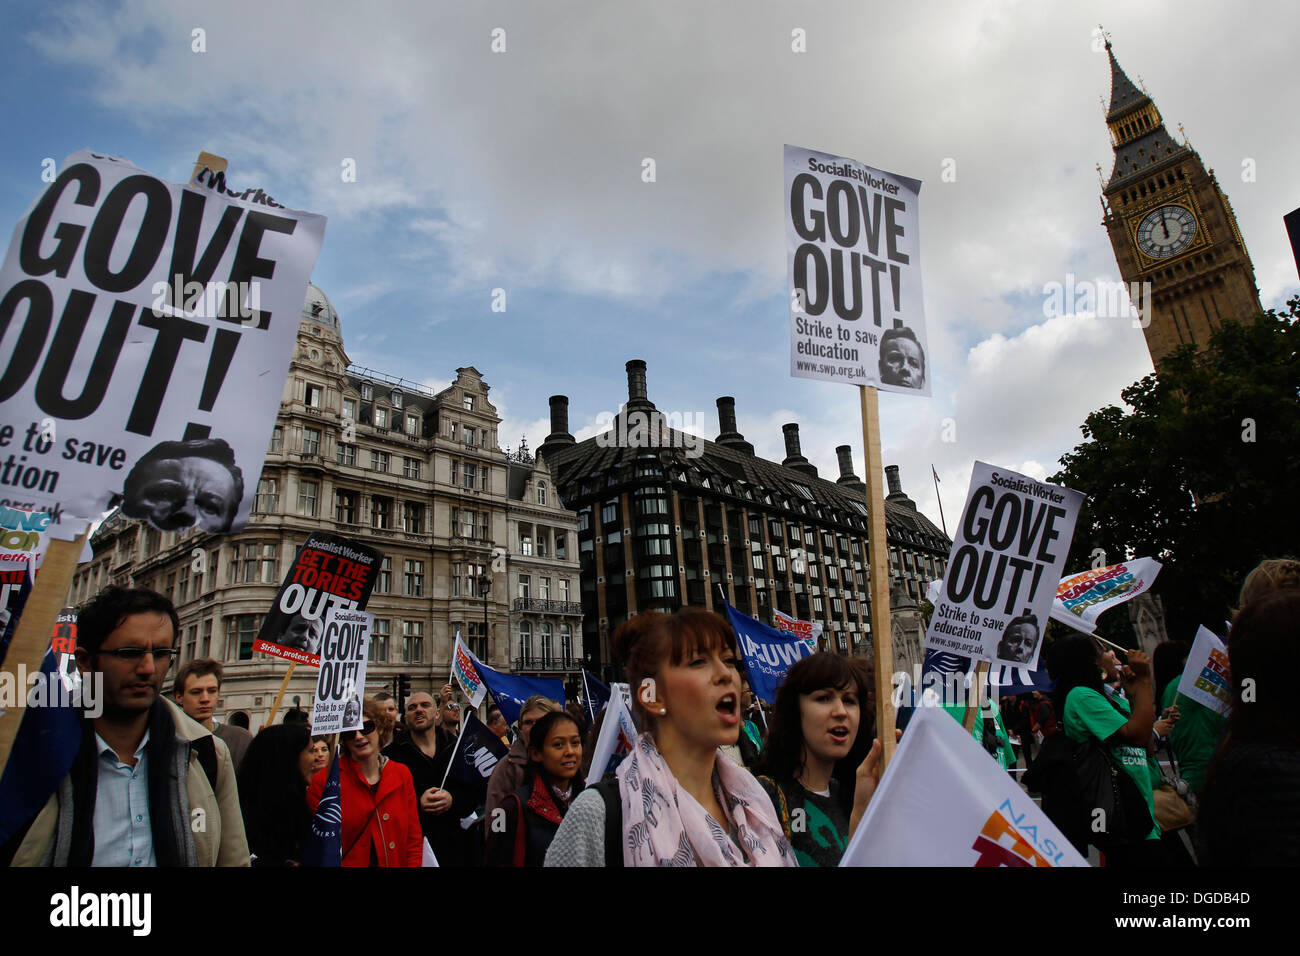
[1100,40,1261,371]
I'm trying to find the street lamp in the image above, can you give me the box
[477,571,491,660]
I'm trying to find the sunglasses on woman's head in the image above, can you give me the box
[344,720,377,738]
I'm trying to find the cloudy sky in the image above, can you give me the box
[2,0,1296,532]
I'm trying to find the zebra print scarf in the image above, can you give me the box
[616,733,797,867]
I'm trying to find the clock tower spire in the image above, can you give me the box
[1100,39,1261,370]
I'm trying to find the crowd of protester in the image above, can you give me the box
[3,556,1296,867]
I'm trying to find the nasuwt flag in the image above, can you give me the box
[443,711,509,802]
[1054,558,1162,634]
[1177,625,1232,716]
[587,682,636,782]
[451,633,489,709]
[0,150,326,535]
[0,611,85,846]
[772,608,822,653]
[475,660,564,728]
[924,462,1083,670]
[840,705,1088,867]
[581,667,611,725]
[301,750,341,867]
[784,145,931,396]
[722,600,812,705]
[253,532,381,667]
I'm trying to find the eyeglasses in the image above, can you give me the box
[98,647,176,666]
[344,721,377,739]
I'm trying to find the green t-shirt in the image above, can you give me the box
[757,776,849,868]
[940,701,1017,770]
[1063,687,1161,841]
[1161,677,1226,795]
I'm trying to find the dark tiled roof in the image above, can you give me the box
[1108,127,1191,188]
[542,425,950,553]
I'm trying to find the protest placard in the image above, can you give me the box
[254,532,382,667]
[310,608,371,734]
[840,705,1087,867]
[586,682,636,781]
[0,149,326,535]
[785,145,930,395]
[1177,625,1232,716]
[452,633,489,708]
[924,462,1084,669]
[772,607,822,653]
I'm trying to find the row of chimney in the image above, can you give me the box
[539,360,914,506]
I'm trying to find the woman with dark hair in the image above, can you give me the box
[545,608,798,867]
[307,697,421,867]
[308,735,331,773]
[752,653,885,867]
[1199,590,1300,865]
[1050,633,1163,865]
[238,724,313,866]
[485,710,585,866]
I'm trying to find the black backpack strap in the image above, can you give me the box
[593,777,623,868]
[192,735,219,793]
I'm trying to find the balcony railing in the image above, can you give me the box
[513,655,577,673]
[513,598,585,615]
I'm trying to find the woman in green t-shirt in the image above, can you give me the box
[1050,634,1167,866]
[753,653,885,867]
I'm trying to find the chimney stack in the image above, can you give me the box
[885,464,916,510]
[714,397,754,456]
[781,423,818,478]
[537,394,576,461]
[836,445,865,490]
[625,359,652,410]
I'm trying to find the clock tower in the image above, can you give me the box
[1100,39,1261,370]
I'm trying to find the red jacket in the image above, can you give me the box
[308,756,422,867]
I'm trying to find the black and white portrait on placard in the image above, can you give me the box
[995,612,1041,665]
[878,326,926,390]
[275,612,324,656]
[121,438,244,533]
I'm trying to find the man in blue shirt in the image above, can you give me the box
[11,587,248,866]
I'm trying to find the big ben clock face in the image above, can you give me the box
[1135,204,1198,259]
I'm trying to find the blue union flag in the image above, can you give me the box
[301,750,341,867]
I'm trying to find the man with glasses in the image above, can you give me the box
[10,587,249,866]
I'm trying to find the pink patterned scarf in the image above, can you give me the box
[616,732,798,867]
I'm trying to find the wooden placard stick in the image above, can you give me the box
[265,661,296,727]
[963,660,989,733]
[0,531,90,770]
[859,385,897,766]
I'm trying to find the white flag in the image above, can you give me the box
[1176,626,1232,716]
[840,706,1088,867]
[586,682,636,781]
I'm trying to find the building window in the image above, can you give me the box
[177,566,191,605]
[371,496,392,529]
[536,534,548,558]
[464,426,476,447]
[463,463,477,490]
[369,619,389,663]
[298,479,319,516]
[374,406,388,429]
[540,622,553,662]
[403,501,423,534]
[402,621,423,663]
[342,397,356,422]
[404,559,424,596]
[601,503,618,525]
[269,427,282,452]
[371,450,390,473]
[539,577,551,600]
[302,427,321,456]
[445,421,458,442]
[337,443,356,466]
[537,482,547,505]
[228,615,261,662]
[520,533,533,556]
[305,382,323,408]
[559,578,570,602]
[229,543,277,585]
[555,533,566,560]
[391,390,403,408]
[519,575,531,599]
[518,621,532,661]
[376,557,391,594]
[253,477,279,514]
[361,383,373,400]
[560,623,573,664]
[462,395,474,411]
[452,562,462,597]
[406,414,419,436]
[335,489,357,524]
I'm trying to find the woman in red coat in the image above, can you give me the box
[308,697,422,867]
